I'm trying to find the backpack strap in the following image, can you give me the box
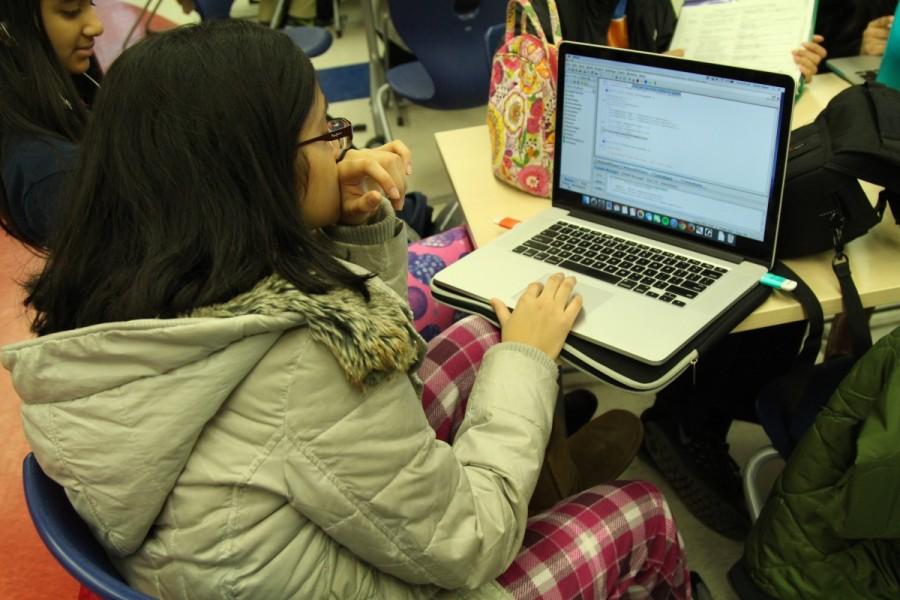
[772,262,822,369]
[831,253,873,359]
[768,262,824,416]
[770,251,873,416]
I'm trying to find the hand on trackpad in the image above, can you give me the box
[509,272,613,316]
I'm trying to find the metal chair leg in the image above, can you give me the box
[332,0,342,37]
[436,201,461,232]
[374,83,395,142]
[743,445,782,521]
[270,0,288,28]
[121,0,163,51]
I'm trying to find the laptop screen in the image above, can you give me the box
[555,44,794,262]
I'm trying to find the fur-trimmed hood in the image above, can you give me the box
[189,274,425,389]
[2,273,425,556]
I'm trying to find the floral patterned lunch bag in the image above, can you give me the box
[487,0,562,198]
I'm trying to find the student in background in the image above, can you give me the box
[2,21,692,599]
[816,0,897,58]
[859,2,896,55]
[176,0,331,26]
[534,0,827,80]
[533,0,677,53]
[0,0,103,249]
[641,1,897,543]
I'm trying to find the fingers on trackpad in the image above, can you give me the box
[510,272,613,314]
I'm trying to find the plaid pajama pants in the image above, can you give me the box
[419,316,691,600]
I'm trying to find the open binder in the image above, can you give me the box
[671,0,819,92]
[431,279,771,392]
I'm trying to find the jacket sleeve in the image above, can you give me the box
[824,339,900,539]
[320,199,409,298]
[1,136,77,246]
[627,0,677,53]
[281,338,559,590]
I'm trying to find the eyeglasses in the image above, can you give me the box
[297,117,353,151]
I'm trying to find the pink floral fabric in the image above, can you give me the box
[406,226,473,341]
[488,0,562,198]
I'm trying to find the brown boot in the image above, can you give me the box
[568,409,643,488]
[528,409,643,515]
[530,415,580,515]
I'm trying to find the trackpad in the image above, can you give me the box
[509,273,612,315]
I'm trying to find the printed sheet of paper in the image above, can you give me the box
[670,0,817,85]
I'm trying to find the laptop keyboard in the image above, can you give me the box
[512,221,727,307]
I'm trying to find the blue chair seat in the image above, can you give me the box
[282,25,333,58]
[386,62,436,103]
[22,454,155,600]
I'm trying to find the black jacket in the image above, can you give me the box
[532,0,676,53]
[817,0,898,58]
[0,134,76,247]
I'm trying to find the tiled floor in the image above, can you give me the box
[2,2,898,599]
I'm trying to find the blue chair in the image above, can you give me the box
[485,22,505,65]
[194,0,333,57]
[373,0,507,140]
[22,454,155,600]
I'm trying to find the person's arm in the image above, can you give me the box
[321,199,408,298]
[861,15,894,56]
[793,34,828,83]
[1,136,78,248]
[319,140,413,295]
[826,341,900,540]
[283,337,559,589]
[283,273,581,589]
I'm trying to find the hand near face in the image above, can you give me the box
[337,141,412,226]
[861,15,894,56]
[793,35,827,83]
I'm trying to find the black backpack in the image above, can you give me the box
[778,82,900,259]
[759,82,900,457]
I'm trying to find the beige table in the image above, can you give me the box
[435,74,900,332]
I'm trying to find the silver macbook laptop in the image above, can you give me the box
[827,55,881,85]
[432,42,795,365]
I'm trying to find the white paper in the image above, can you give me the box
[671,0,817,85]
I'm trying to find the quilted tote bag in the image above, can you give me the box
[487,0,562,198]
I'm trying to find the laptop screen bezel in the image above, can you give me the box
[553,41,795,266]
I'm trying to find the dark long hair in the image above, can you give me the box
[0,0,102,247]
[27,20,371,336]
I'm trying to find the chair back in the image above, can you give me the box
[22,454,155,600]
[387,0,507,108]
[193,0,233,20]
[485,22,505,65]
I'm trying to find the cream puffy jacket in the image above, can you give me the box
[2,207,559,599]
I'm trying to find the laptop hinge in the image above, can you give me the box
[568,207,748,264]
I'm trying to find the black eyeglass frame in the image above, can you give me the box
[297,117,353,150]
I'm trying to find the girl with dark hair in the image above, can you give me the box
[3,20,689,599]
[0,0,103,249]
